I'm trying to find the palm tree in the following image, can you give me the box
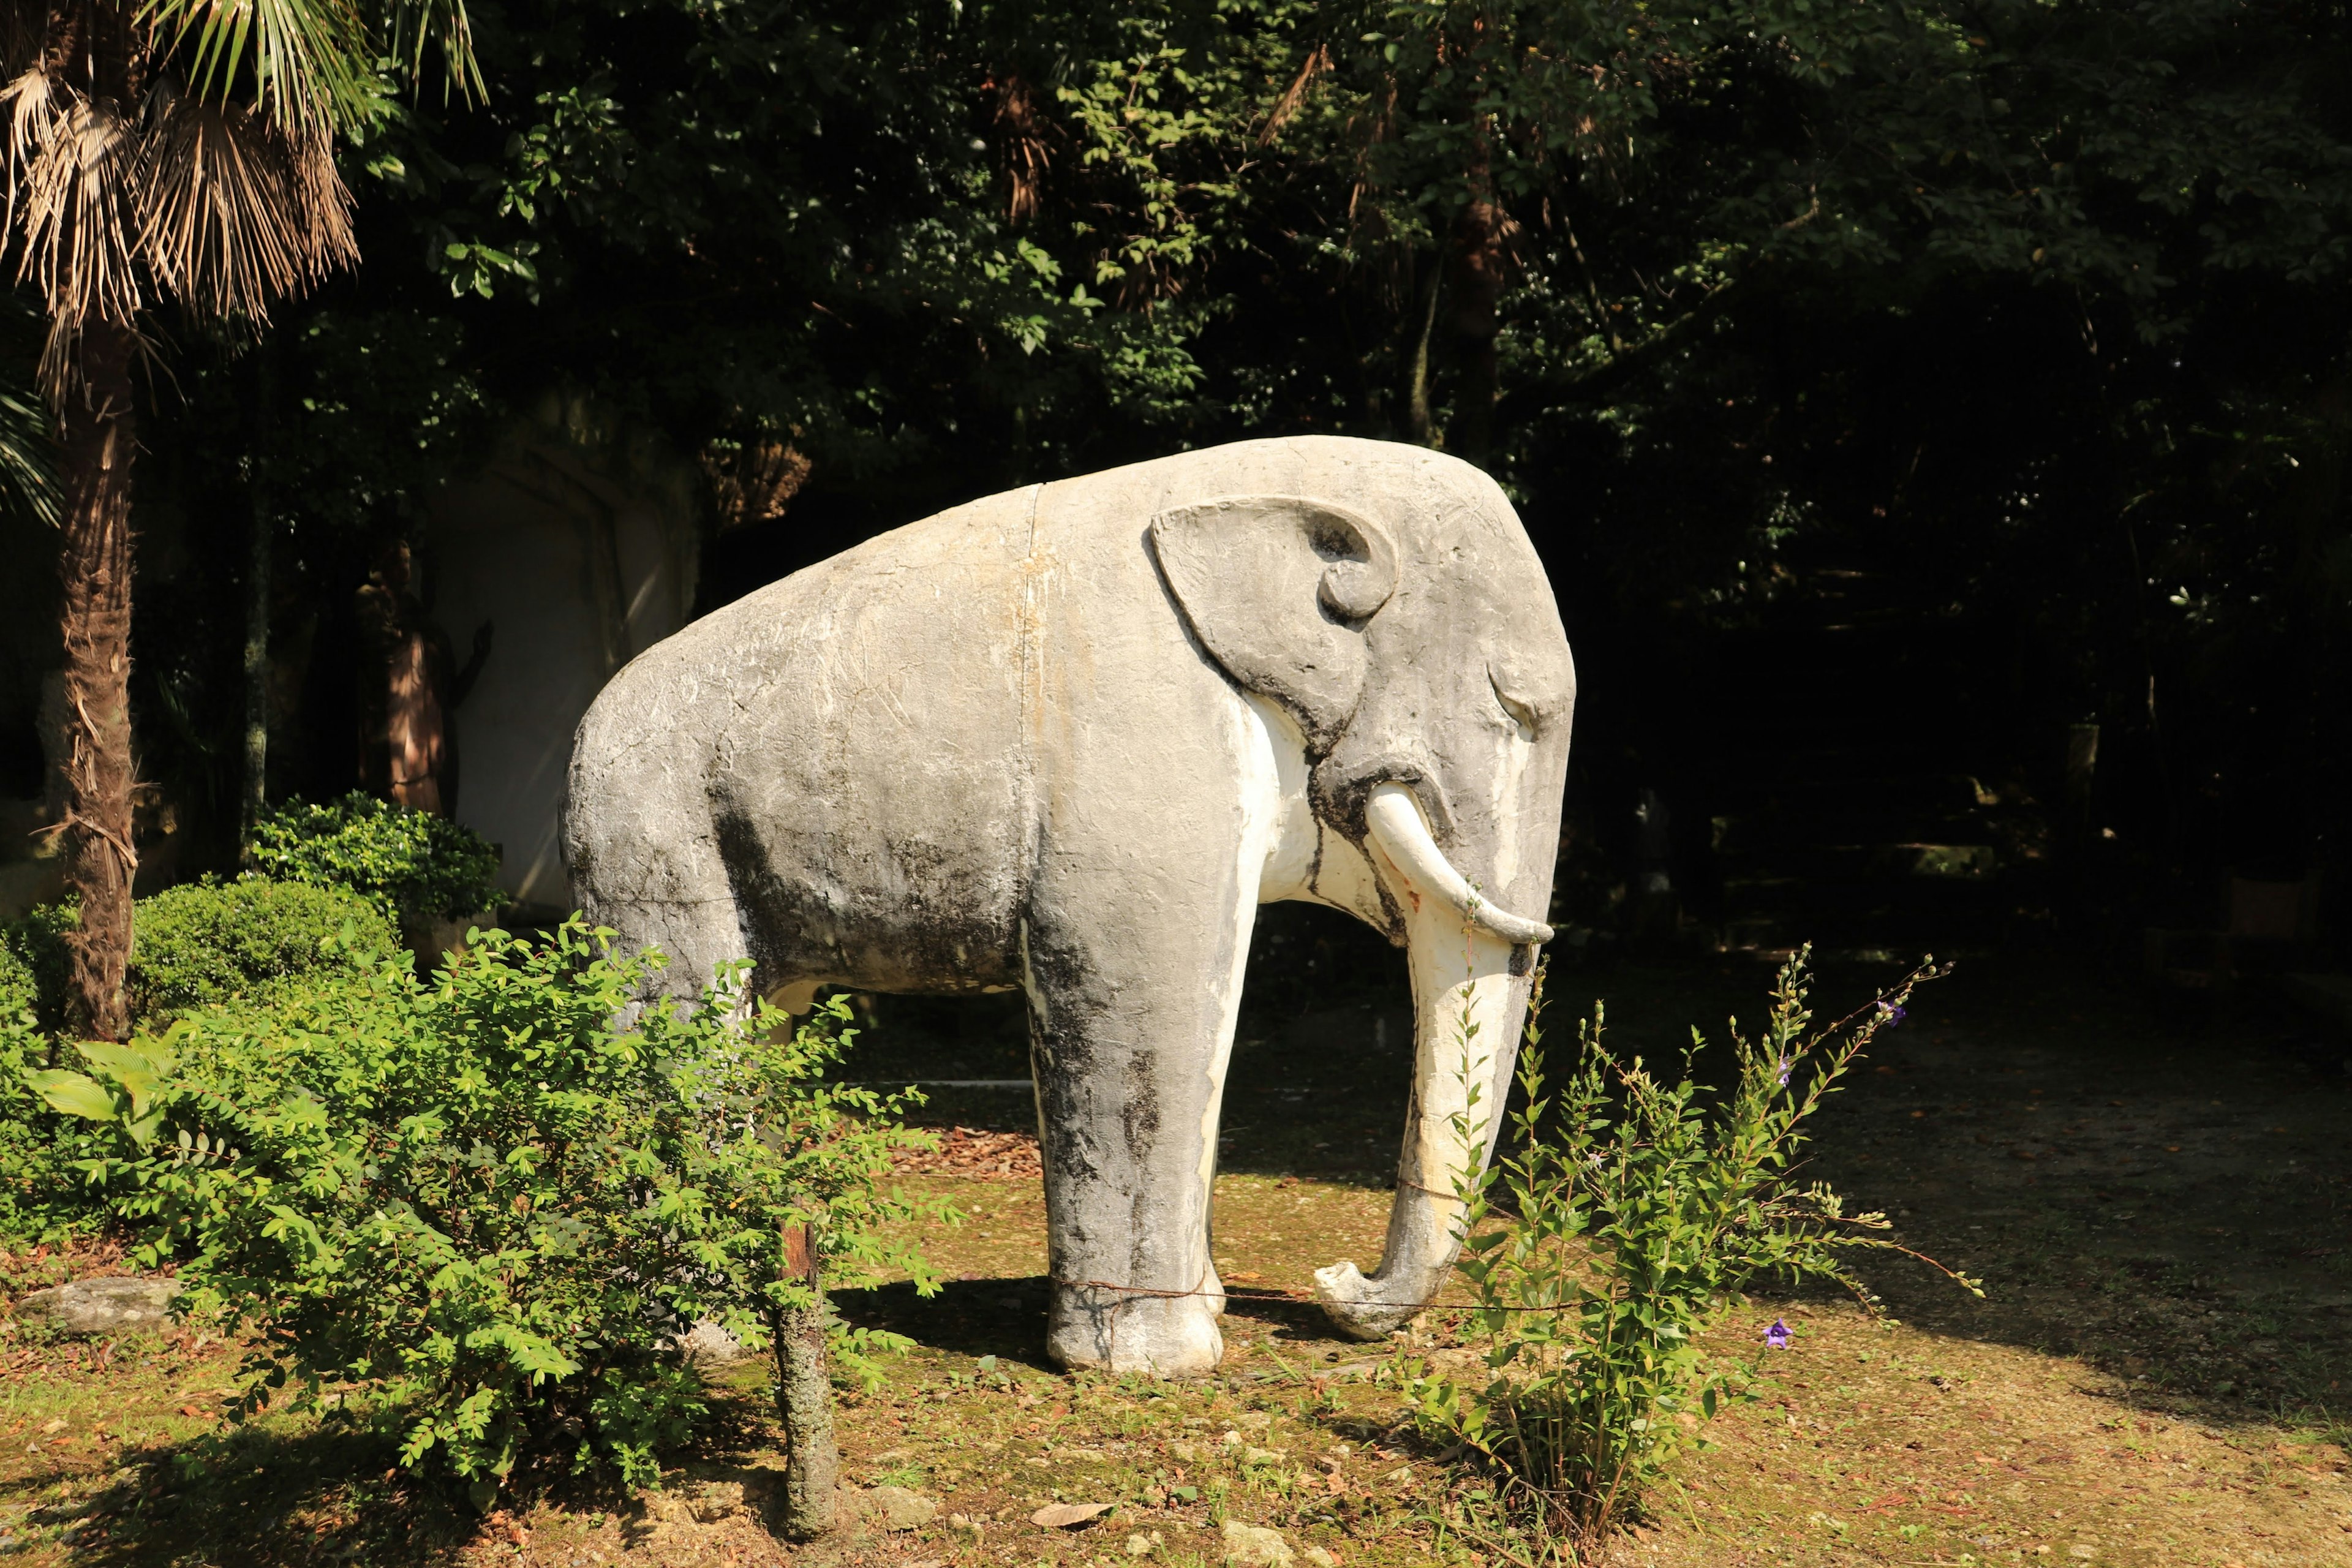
[2,0,474,1038]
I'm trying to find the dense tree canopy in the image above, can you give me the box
[24,0,2351,942]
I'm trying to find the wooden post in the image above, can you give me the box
[775,1222,839,1540]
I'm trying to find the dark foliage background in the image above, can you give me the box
[9,0,2348,959]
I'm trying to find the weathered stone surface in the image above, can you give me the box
[1220,1520,1295,1567]
[673,1318,749,1364]
[15,1277,179,1336]
[567,436,1574,1375]
[862,1486,939,1531]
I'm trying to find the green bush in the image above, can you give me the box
[31,920,944,1505]
[0,882,396,1243]
[1396,949,1974,1548]
[127,878,404,1022]
[0,911,101,1243]
[0,933,32,1021]
[2,903,75,1036]
[247,793,503,922]
[0,996,104,1245]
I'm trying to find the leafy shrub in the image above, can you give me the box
[32,920,943,1506]
[0,933,34,1020]
[1,903,75,1036]
[0,996,107,1245]
[0,910,105,1243]
[1397,950,1973,1547]
[127,878,402,1022]
[247,793,503,922]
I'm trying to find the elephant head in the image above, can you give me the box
[1150,470,1574,1338]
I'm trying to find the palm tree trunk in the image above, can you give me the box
[55,320,140,1042]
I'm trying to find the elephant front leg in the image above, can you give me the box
[1023,915,1251,1378]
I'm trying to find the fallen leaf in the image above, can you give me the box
[176,1406,203,1418]
[40,1419,66,1434]
[1032,1502,1113,1529]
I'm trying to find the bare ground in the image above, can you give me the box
[2,943,2346,1566]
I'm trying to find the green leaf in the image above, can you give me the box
[24,1068,118,1122]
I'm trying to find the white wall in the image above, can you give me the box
[426,441,698,914]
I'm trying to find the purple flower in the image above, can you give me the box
[1763,1318,1792,1350]
[1878,1002,1907,1026]
[1775,1057,1793,1087]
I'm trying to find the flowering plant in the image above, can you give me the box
[1396,946,1978,1547]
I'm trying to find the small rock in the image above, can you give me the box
[1127,1528,1166,1556]
[1168,1441,1203,1463]
[1305,1549,1340,1567]
[14,1277,179,1336]
[1241,1446,1285,1468]
[673,1319,749,1364]
[865,1485,940,1531]
[1221,1520,1294,1567]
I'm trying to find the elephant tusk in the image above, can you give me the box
[1363,783,1555,946]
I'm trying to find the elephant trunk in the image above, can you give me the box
[1313,788,1542,1340]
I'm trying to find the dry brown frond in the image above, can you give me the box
[992,74,1050,225]
[1259,42,1330,147]
[703,437,811,532]
[10,83,144,365]
[133,87,355,328]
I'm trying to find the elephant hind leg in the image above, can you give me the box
[570,832,750,1012]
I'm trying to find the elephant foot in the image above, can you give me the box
[1047,1284,1224,1377]
[1311,1260,1428,1341]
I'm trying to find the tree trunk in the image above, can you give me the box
[55,321,140,1042]
[1404,256,1442,446]
[1449,188,1508,462]
[240,352,272,855]
[774,1224,839,1539]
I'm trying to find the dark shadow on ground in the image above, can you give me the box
[48,1420,473,1567]
[835,1276,1059,1372]
[835,903,2352,1441]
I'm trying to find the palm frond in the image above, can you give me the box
[0,293,59,527]
[138,0,377,132]
[134,87,355,326]
[5,72,145,352]
[386,0,481,104]
[0,374,58,526]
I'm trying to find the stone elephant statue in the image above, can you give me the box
[563,435,1574,1375]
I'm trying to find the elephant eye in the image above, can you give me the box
[1491,674,1537,740]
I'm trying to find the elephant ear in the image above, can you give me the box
[1150,496,1398,750]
